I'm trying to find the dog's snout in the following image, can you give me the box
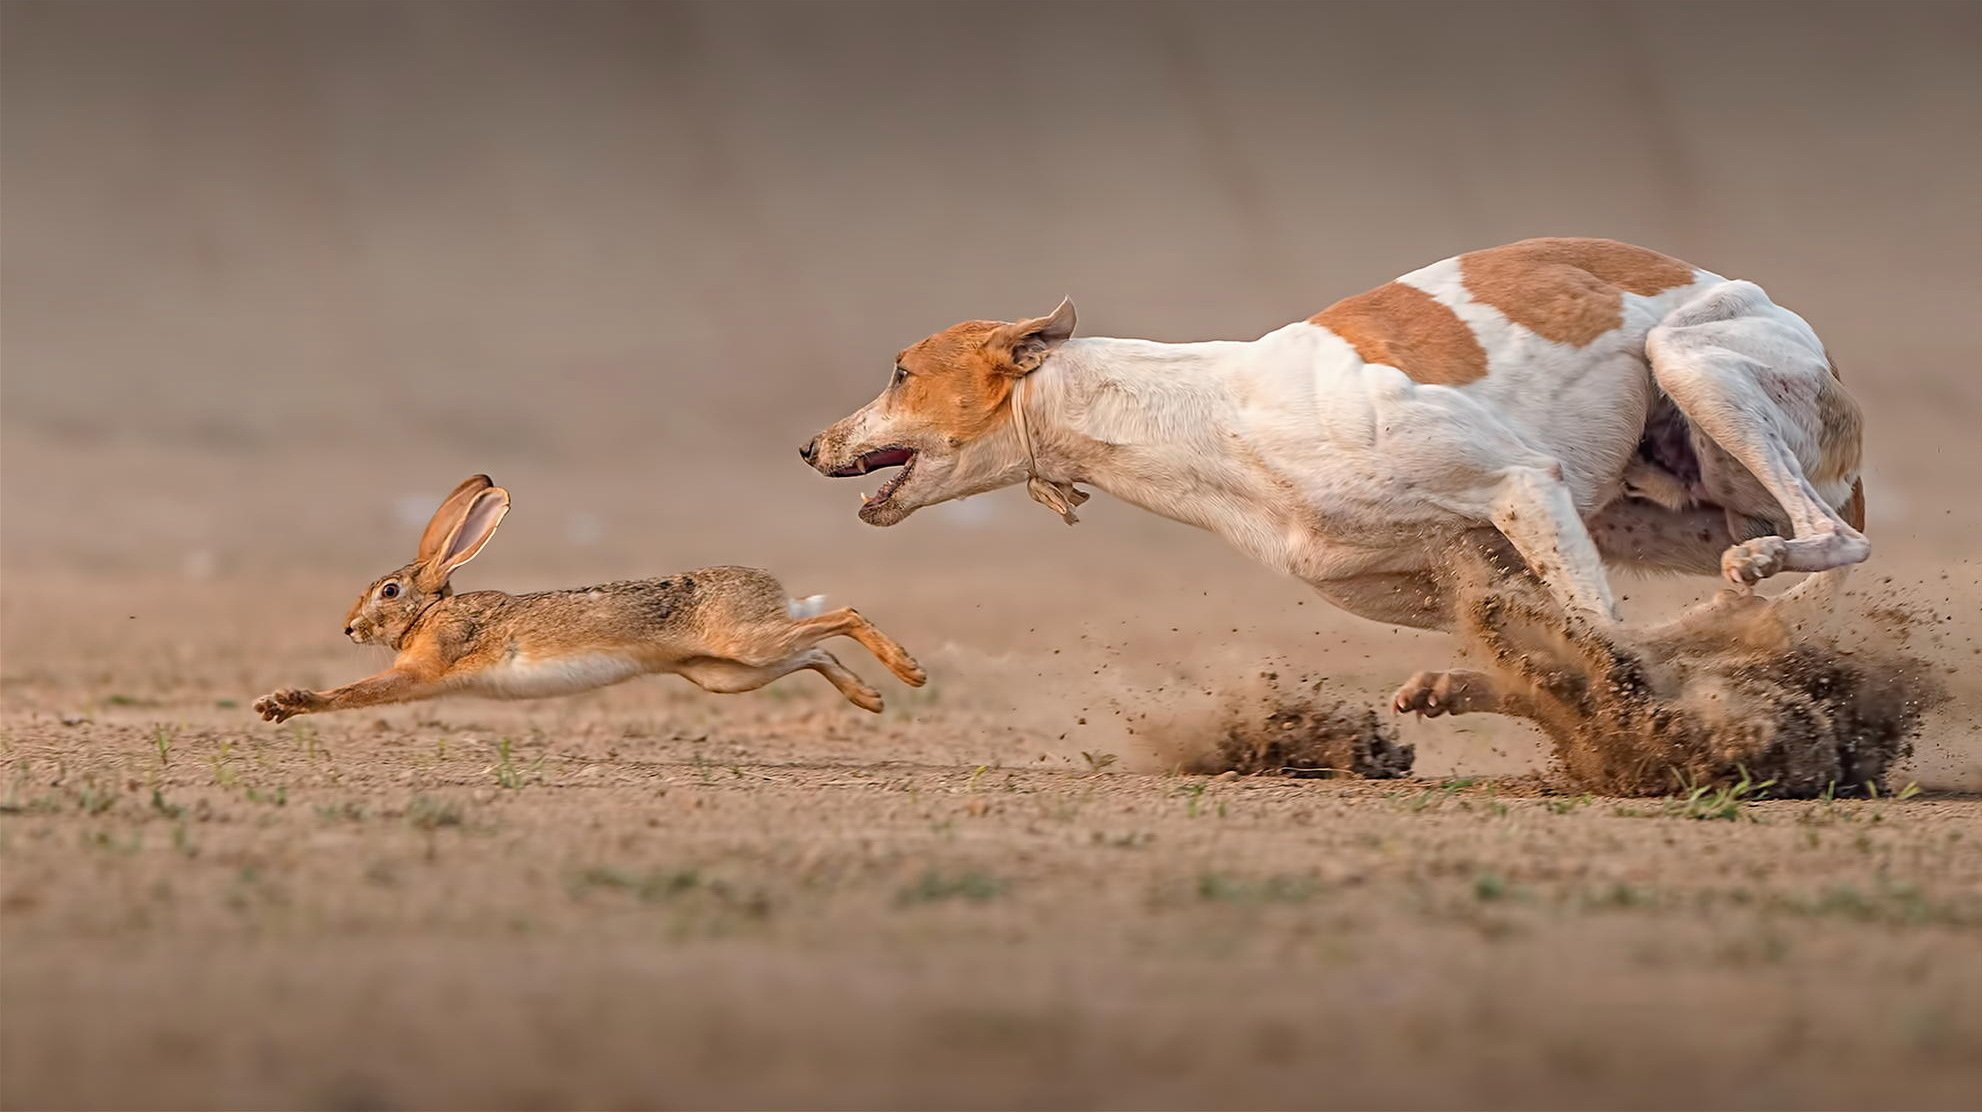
[799,437,820,465]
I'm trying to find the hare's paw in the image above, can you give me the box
[896,653,928,688]
[253,688,319,723]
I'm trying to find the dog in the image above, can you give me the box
[801,238,1868,720]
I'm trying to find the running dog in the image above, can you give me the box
[801,238,1867,719]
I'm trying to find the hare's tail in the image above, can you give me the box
[787,594,829,620]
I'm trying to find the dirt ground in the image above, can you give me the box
[4,555,1981,1110]
[8,2,1982,1107]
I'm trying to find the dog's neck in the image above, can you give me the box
[1015,336,1279,538]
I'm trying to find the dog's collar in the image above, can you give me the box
[1010,374,1089,526]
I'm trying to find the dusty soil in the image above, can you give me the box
[4,564,1981,1110]
[8,4,1982,1106]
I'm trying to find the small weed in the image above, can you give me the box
[1081,751,1119,773]
[75,780,117,816]
[83,828,142,855]
[1896,782,1923,801]
[150,787,184,819]
[407,795,464,831]
[315,801,369,823]
[1175,780,1208,817]
[571,867,704,903]
[243,784,287,807]
[211,740,238,787]
[1545,794,1594,815]
[1670,768,1774,821]
[1584,882,1653,910]
[151,725,175,767]
[1473,872,1510,901]
[1195,872,1320,904]
[214,698,238,709]
[897,869,1005,905]
[492,737,524,789]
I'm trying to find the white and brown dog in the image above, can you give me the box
[802,238,1867,718]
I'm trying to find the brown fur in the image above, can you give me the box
[1458,237,1695,346]
[1310,281,1490,385]
[255,479,926,722]
[892,320,1023,444]
[1842,479,1866,532]
[1813,361,1864,487]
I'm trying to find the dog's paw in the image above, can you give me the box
[1392,669,1498,718]
[252,688,317,723]
[1721,536,1787,587]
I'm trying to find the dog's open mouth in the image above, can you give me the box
[829,446,918,512]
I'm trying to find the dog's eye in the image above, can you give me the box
[380,582,400,599]
[891,365,909,387]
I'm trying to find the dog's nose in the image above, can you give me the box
[799,437,819,465]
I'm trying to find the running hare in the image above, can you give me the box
[253,475,925,722]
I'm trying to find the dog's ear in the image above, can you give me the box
[985,297,1076,375]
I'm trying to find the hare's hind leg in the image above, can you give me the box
[783,608,926,687]
[795,648,885,712]
[674,651,881,712]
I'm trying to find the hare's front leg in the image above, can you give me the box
[253,669,432,723]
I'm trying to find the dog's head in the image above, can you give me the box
[802,299,1075,525]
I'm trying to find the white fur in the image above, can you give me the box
[852,263,1866,630]
[469,651,646,699]
[788,594,829,619]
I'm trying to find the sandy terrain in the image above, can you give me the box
[6,2,1982,1107]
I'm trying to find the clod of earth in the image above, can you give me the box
[1188,687,1415,779]
[1456,567,1945,798]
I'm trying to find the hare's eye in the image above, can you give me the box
[380,582,400,599]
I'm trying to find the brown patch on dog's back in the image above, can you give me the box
[1311,282,1488,385]
[1460,237,1696,347]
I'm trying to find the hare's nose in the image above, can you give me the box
[344,625,355,636]
[799,437,820,465]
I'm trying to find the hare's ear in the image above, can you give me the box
[416,486,509,589]
[417,475,496,565]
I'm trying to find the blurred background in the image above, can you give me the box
[4,0,1980,770]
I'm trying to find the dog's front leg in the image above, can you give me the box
[1485,465,1620,624]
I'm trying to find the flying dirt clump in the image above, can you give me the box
[1455,567,1946,798]
[1183,675,1416,779]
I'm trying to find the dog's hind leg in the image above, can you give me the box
[1646,281,1868,588]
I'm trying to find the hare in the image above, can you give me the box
[252,475,926,723]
